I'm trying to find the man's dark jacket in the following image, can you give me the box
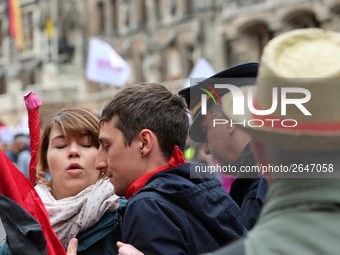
[229,143,268,230]
[121,162,247,255]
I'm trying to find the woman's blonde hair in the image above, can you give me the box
[36,107,103,184]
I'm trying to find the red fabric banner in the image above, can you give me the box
[0,149,66,254]
[28,107,40,186]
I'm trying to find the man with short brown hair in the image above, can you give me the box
[100,83,189,160]
[95,83,246,254]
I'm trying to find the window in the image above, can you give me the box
[184,0,193,15]
[139,0,147,27]
[111,0,118,32]
[22,12,34,50]
[0,20,3,56]
[0,76,5,95]
[239,24,271,63]
[125,5,130,28]
[165,47,182,80]
[170,0,176,16]
[285,12,320,30]
[97,1,105,34]
[224,39,236,67]
[185,45,194,76]
[58,35,75,63]
[21,60,41,89]
[137,54,146,82]
[22,70,35,89]
[154,0,162,21]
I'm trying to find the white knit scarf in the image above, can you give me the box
[35,179,120,249]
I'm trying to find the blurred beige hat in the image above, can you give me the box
[221,28,340,151]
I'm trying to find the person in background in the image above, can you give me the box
[178,63,268,230]
[0,125,15,157]
[13,133,31,180]
[3,132,31,179]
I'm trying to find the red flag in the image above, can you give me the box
[0,149,66,255]
[24,91,42,186]
[6,0,24,51]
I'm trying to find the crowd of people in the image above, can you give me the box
[0,27,340,255]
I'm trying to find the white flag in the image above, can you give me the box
[86,38,131,87]
[183,58,215,88]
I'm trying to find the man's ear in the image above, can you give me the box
[251,139,273,185]
[227,124,237,135]
[138,129,154,157]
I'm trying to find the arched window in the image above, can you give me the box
[238,23,271,63]
[283,11,320,31]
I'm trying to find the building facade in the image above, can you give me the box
[1,0,340,127]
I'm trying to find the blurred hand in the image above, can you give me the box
[67,238,78,255]
[117,241,144,255]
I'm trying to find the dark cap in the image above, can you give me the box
[178,62,259,143]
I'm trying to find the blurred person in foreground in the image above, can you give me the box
[210,28,340,255]
[179,63,268,230]
[90,83,245,255]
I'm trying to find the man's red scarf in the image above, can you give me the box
[125,146,186,199]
